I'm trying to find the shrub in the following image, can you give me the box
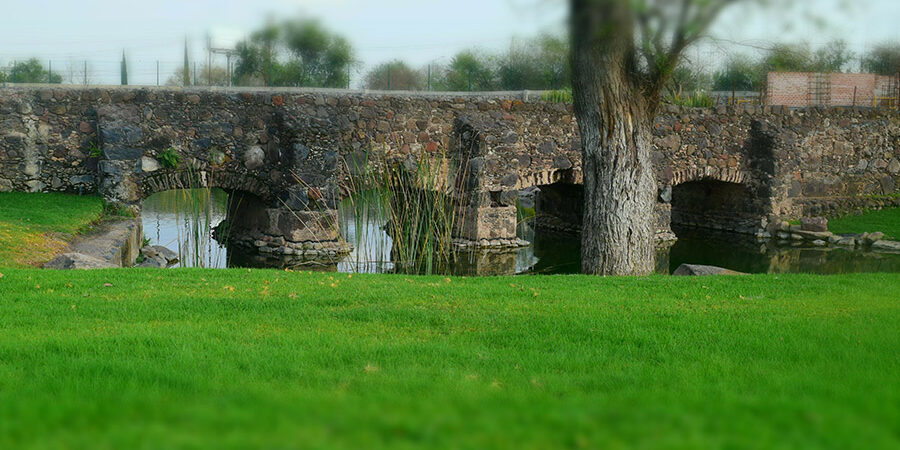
[541,88,573,103]
[158,148,180,169]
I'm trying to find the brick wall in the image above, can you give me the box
[768,72,898,108]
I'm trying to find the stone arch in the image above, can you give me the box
[669,168,764,235]
[516,168,583,190]
[137,169,273,202]
[670,167,750,187]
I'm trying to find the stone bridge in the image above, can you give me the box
[1,85,898,260]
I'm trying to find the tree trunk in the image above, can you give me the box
[571,0,657,275]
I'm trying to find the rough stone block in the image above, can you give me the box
[673,264,744,276]
[800,217,828,232]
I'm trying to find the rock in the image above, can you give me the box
[138,257,167,268]
[889,159,900,174]
[811,239,827,246]
[518,186,540,210]
[795,230,833,240]
[103,147,143,161]
[658,185,672,203]
[139,156,160,173]
[872,240,900,253]
[673,264,745,276]
[835,237,856,247]
[800,216,828,232]
[140,245,178,267]
[866,232,885,243]
[44,253,116,270]
[244,146,265,170]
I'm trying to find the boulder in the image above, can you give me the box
[673,264,745,276]
[795,229,833,240]
[872,240,900,253]
[244,146,265,170]
[140,245,179,267]
[801,217,828,232]
[835,237,857,247]
[865,232,885,244]
[138,257,167,268]
[139,156,160,173]
[44,253,116,270]
[518,186,540,210]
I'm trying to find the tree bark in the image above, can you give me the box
[571,0,657,275]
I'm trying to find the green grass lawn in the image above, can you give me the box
[0,192,104,267]
[0,268,897,449]
[829,207,900,240]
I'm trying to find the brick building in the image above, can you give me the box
[767,72,899,108]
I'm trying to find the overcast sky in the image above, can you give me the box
[0,0,897,86]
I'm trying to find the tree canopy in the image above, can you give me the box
[861,42,900,75]
[4,58,62,84]
[363,60,423,91]
[233,18,353,88]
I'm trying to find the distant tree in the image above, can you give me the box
[665,62,712,97]
[713,56,763,91]
[183,40,191,86]
[812,40,854,73]
[234,23,283,86]
[64,60,94,85]
[438,50,495,91]
[233,18,353,88]
[861,42,900,75]
[0,69,6,83]
[283,19,352,88]
[7,58,62,84]
[120,52,128,85]
[170,64,229,86]
[364,60,423,90]
[760,43,813,73]
[498,34,571,90]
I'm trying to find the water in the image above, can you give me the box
[142,189,900,275]
[141,189,229,268]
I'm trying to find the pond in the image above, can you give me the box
[141,188,900,275]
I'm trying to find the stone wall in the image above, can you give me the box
[1,85,897,251]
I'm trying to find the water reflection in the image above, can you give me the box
[141,189,900,275]
[142,188,229,268]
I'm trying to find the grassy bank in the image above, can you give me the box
[829,207,900,240]
[0,269,897,449]
[0,192,104,267]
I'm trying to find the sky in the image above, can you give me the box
[0,0,897,86]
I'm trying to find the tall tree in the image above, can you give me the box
[183,39,191,86]
[440,50,495,91]
[570,0,739,275]
[233,19,353,88]
[364,60,423,91]
[861,42,900,75]
[120,51,128,85]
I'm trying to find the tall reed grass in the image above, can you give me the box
[336,147,466,275]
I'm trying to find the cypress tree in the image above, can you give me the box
[120,51,128,85]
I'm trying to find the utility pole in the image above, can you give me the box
[387,64,391,90]
[210,46,238,87]
[156,60,160,86]
[48,60,52,83]
[206,34,211,86]
[83,60,87,85]
[427,64,431,91]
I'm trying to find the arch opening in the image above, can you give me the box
[670,178,762,235]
